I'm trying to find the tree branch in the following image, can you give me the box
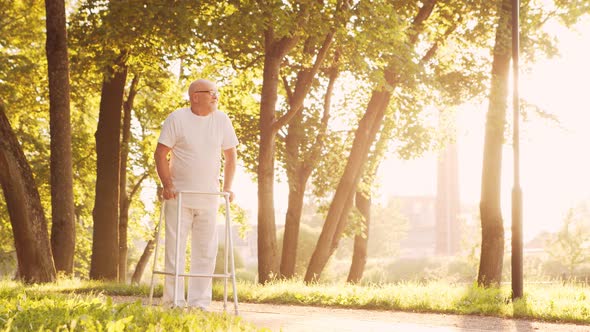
[282,74,293,105]
[128,172,149,202]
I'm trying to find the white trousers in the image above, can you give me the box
[162,199,218,309]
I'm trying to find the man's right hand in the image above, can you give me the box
[162,184,177,200]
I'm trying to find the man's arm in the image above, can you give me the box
[154,143,176,199]
[222,146,237,202]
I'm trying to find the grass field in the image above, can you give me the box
[214,279,590,324]
[1,278,589,331]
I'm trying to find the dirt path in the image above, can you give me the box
[113,296,590,331]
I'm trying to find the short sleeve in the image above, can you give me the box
[158,114,176,148]
[221,113,239,150]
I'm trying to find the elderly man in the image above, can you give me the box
[154,78,238,310]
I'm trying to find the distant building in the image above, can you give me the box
[393,192,469,258]
[395,195,437,257]
[435,142,461,255]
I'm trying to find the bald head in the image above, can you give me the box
[188,79,218,116]
[188,79,215,99]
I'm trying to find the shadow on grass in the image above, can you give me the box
[512,297,536,332]
[452,285,533,331]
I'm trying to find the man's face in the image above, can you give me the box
[192,83,218,110]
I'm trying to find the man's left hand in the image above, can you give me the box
[224,189,235,203]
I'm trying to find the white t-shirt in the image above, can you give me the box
[158,107,239,208]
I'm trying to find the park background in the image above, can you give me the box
[1,0,590,290]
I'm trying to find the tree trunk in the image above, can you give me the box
[256,3,345,283]
[131,239,154,284]
[0,103,56,283]
[280,107,306,279]
[304,91,390,283]
[118,74,139,283]
[280,56,338,279]
[45,0,75,275]
[280,167,306,278]
[119,194,129,283]
[347,190,370,283]
[257,51,282,284]
[346,112,392,283]
[478,0,512,287]
[90,61,127,281]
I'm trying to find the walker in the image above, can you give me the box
[148,191,239,315]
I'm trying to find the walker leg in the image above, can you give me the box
[149,201,166,306]
[225,196,239,315]
[223,196,229,312]
[174,193,183,307]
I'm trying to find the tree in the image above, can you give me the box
[45,0,75,275]
[0,102,56,283]
[1,0,86,279]
[255,2,321,283]
[0,0,52,213]
[131,239,155,284]
[346,116,396,283]
[118,73,140,282]
[305,0,437,283]
[280,56,339,279]
[305,0,496,282]
[70,0,201,280]
[347,190,370,283]
[277,224,320,278]
[547,206,590,279]
[205,0,349,284]
[90,59,128,280]
[475,0,590,286]
[477,0,512,287]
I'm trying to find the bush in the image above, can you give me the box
[235,268,257,283]
[214,246,244,274]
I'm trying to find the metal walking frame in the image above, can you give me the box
[148,191,239,315]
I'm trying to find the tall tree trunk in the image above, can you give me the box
[90,60,127,281]
[118,74,139,283]
[280,57,337,279]
[305,91,390,282]
[347,190,370,283]
[478,0,512,287]
[257,26,307,284]
[346,114,393,283]
[131,239,154,284]
[257,51,282,284]
[0,103,56,283]
[280,164,306,278]
[45,0,75,275]
[280,108,307,279]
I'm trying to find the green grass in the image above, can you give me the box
[212,279,590,324]
[0,279,262,331]
[2,278,589,330]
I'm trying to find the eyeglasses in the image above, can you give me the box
[194,90,219,97]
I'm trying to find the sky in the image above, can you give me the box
[229,17,590,242]
[377,18,590,240]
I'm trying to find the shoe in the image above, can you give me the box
[162,301,186,309]
[186,306,208,313]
